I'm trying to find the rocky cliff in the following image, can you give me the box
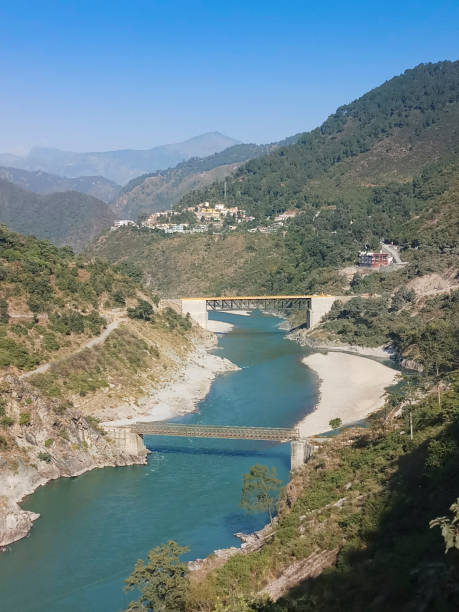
[0,377,148,547]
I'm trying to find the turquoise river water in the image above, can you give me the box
[0,311,317,611]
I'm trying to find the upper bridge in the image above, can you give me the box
[179,294,336,329]
[130,422,300,442]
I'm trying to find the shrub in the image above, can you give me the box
[1,416,14,427]
[38,452,52,463]
[0,434,7,448]
[43,332,60,352]
[53,402,68,415]
[44,438,54,448]
[128,299,154,321]
[19,412,31,426]
[329,417,342,430]
[0,299,8,324]
[10,324,28,336]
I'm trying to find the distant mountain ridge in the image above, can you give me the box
[0,166,120,203]
[0,132,240,185]
[0,179,114,251]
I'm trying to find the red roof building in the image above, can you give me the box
[358,251,392,267]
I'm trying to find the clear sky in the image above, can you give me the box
[1,0,458,153]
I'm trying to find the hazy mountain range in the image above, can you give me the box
[0,166,120,203]
[0,132,240,185]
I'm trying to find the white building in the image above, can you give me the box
[112,219,136,230]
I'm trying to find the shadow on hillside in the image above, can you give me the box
[258,418,459,612]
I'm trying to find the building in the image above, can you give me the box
[111,219,136,230]
[274,210,298,222]
[164,224,187,234]
[358,251,393,267]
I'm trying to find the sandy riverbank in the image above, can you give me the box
[299,352,397,437]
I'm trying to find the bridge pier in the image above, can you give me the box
[102,425,149,458]
[180,298,208,329]
[307,296,336,329]
[290,439,316,469]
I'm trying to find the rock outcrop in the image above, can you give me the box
[0,377,148,547]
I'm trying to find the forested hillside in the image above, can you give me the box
[91,154,459,297]
[178,62,459,218]
[0,224,202,412]
[0,179,115,251]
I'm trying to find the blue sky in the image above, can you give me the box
[1,0,458,153]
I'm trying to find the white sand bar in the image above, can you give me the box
[299,352,397,437]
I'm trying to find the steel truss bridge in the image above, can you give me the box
[130,422,300,442]
[204,295,313,312]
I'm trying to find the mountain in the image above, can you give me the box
[0,166,120,203]
[177,61,459,218]
[112,143,274,219]
[0,179,115,251]
[0,132,241,185]
[92,61,459,297]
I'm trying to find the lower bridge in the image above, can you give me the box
[104,423,317,470]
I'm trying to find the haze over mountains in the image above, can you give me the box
[0,179,114,251]
[0,132,240,185]
[0,166,120,203]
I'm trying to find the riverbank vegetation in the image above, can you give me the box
[178,371,459,611]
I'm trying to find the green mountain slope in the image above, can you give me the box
[0,179,115,251]
[91,154,459,297]
[0,166,121,203]
[111,143,282,219]
[177,62,459,218]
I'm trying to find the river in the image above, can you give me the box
[0,310,317,611]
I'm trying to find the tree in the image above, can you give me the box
[0,299,8,324]
[127,299,154,321]
[124,540,189,612]
[418,321,456,409]
[240,464,282,525]
[430,498,459,553]
[329,417,342,430]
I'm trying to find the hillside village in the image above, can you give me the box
[111,202,303,234]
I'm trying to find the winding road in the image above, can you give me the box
[20,314,126,380]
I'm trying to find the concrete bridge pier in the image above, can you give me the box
[290,439,316,470]
[180,298,208,329]
[103,425,148,458]
[307,296,336,329]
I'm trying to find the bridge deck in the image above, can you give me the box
[181,295,333,300]
[131,423,299,442]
